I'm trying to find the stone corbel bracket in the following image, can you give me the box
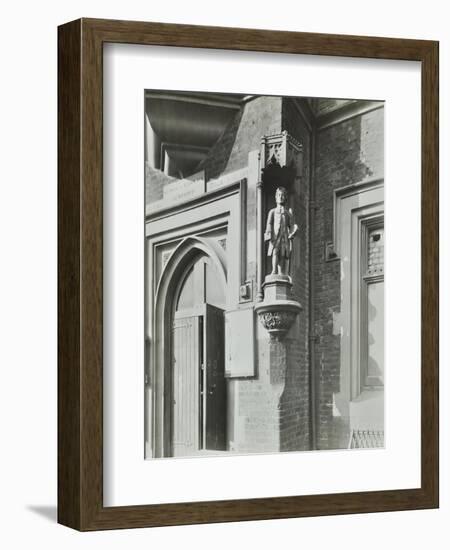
[255,300,302,339]
[255,275,302,339]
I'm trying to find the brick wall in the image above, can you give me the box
[200,96,283,182]
[279,99,312,451]
[313,106,384,449]
[234,98,311,453]
[145,163,178,205]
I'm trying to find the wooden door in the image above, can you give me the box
[204,304,226,450]
[171,316,200,457]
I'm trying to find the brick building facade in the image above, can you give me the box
[144,93,384,458]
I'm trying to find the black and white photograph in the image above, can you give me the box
[144,92,384,459]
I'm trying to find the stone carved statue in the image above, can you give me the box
[264,187,298,276]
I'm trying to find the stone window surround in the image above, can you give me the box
[329,178,384,428]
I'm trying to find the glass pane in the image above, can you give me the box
[367,280,384,384]
[367,228,384,275]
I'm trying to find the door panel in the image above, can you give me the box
[171,316,200,457]
[204,304,226,450]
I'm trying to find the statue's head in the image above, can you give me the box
[275,186,288,205]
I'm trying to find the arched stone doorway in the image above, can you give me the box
[152,236,227,458]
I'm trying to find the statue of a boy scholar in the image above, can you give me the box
[264,186,299,277]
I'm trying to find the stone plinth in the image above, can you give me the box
[255,275,302,339]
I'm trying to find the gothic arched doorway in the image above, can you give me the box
[151,236,228,458]
[170,253,227,457]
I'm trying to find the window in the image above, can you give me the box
[360,220,384,390]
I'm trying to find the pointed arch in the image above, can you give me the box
[152,235,227,457]
[155,235,227,305]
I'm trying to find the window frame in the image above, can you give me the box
[359,216,385,392]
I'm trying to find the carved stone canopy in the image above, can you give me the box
[260,131,303,194]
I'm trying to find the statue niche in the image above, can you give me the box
[256,177,302,340]
[255,132,303,339]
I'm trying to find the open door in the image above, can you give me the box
[168,255,227,457]
[204,304,226,450]
[171,316,200,457]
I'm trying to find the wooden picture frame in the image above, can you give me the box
[58,18,439,531]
